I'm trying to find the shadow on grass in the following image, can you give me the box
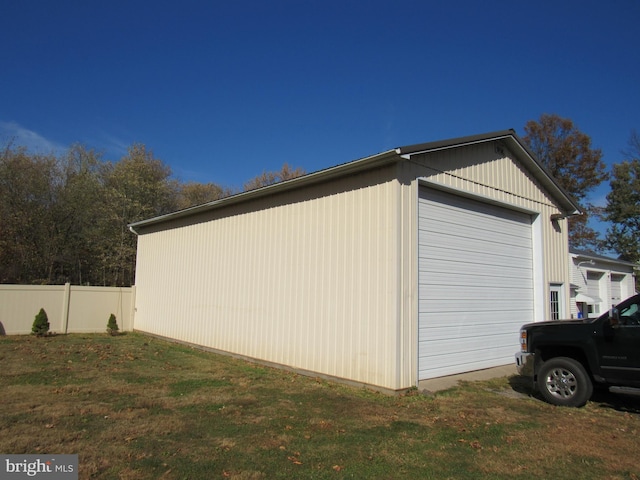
[591,388,640,414]
[507,374,535,397]
[508,374,640,414]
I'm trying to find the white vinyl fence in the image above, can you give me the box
[0,284,135,335]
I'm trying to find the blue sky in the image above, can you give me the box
[2,1,639,218]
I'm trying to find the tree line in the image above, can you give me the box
[0,142,304,286]
[1,113,638,287]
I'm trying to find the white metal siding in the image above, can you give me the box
[418,187,534,379]
[133,138,573,390]
[402,142,570,322]
[570,256,636,318]
[134,169,406,390]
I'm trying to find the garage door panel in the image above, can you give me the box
[420,268,532,287]
[420,276,529,292]
[420,217,532,246]
[418,188,534,380]
[422,358,513,379]
[420,284,533,301]
[420,194,529,220]
[419,214,531,236]
[611,274,624,303]
[420,332,518,356]
[420,340,517,366]
[420,307,532,323]
[419,297,533,315]
[419,235,531,261]
[420,323,524,341]
[420,190,532,221]
[420,344,517,376]
[419,235,532,256]
[420,197,531,230]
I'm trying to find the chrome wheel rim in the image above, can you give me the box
[544,367,577,399]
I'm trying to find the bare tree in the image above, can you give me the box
[243,163,306,191]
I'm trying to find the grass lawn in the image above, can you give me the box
[1,333,639,479]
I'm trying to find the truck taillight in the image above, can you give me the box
[520,330,528,352]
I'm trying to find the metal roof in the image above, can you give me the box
[129,129,582,234]
[396,129,518,155]
[396,129,581,215]
[570,248,639,267]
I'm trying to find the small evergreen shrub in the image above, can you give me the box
[107,313,119,335]
[31,308,50,336]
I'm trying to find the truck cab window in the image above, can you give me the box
[618,302,640,326]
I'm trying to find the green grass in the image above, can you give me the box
[1,333,639,479]
[168,378,233,396]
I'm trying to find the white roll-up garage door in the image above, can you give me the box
[611,274,624,304]
[418,188,534,380]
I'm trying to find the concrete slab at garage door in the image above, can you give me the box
[418,188,534,380]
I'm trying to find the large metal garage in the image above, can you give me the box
[130,130,581,392]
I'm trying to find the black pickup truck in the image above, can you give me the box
[515,293,640,407]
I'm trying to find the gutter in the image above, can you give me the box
[572,251,639,268]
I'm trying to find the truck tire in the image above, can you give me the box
[536,357,593,407]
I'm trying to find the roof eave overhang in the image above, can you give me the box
[130,129,583,234]
[571,250,639,268]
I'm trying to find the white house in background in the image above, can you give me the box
[129,130,581,392]
[570,249,637,319]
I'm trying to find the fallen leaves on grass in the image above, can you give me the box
[458,438,482,450]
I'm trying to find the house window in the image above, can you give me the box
[550,284,564,320]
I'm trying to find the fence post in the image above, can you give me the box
[129,285,136,332]
[61,283,71,334]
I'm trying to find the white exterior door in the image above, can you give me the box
[549,284,565,320]
[418,188,534,380]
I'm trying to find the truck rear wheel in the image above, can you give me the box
[536,357,593,407]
